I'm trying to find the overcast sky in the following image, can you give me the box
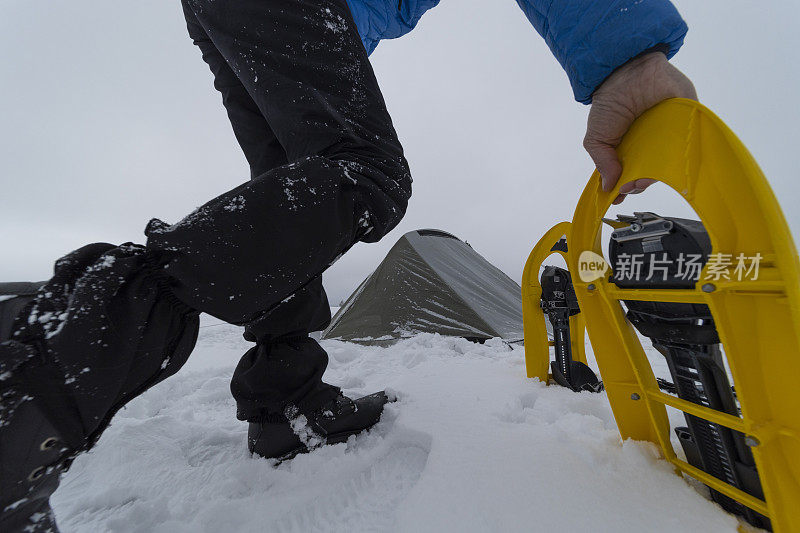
[2,0,799,304]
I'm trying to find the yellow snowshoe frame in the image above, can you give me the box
[521,99,800,531]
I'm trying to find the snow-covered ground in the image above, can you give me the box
[50,314,744,532]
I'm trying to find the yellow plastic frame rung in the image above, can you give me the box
[644,389,747,433]
[602,284,786,302]
[669,458,770,517]
[602,287,705,304]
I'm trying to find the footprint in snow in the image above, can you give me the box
[265,426,432,533]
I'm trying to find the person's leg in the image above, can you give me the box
[156,0,411,423]
[1,0,410,527]
[161,0,411,323]
[181,2,344,422]
[158,0,410,327]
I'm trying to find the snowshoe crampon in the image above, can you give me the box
[522,99,800,531]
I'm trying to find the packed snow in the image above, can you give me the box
[50,314,745,532]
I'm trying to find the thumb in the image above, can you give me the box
[584,139,622,191]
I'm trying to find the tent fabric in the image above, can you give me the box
[322,229,533,344]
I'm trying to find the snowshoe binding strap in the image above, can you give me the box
[540,266,602,393]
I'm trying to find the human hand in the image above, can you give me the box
[583,51,698,204]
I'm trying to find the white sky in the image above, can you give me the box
[1,0,798,304]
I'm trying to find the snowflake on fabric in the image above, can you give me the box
[223,195,246,212]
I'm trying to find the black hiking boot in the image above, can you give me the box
[248,391,390,461]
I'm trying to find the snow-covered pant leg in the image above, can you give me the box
[183,3,334,339]
[183,5,340,419]
[178,0,411,248]
[1,244,199,532]
[153,0,411,418]
[231,277,340,421]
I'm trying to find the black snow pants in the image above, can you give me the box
[156,0,411,420]
[0,3,410,530]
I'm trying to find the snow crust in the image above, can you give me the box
[50,315,742,532]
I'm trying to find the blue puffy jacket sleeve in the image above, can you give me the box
[346,0,442,55]
[514,0,688,104]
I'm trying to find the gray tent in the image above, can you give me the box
[322,229,528,345]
